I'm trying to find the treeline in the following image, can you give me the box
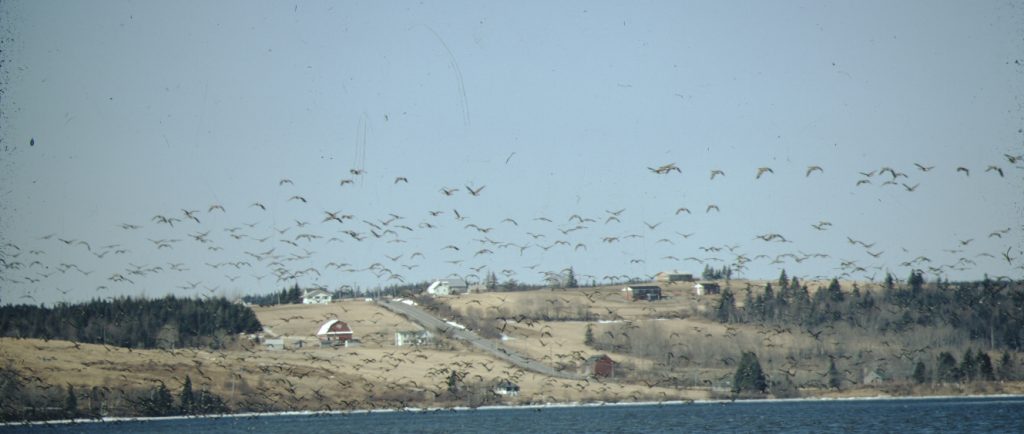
[242,282,305,306]
[0,369,228,422]
[0,295,262,349]
[914,348,1016,384]
[711,270,1024,351]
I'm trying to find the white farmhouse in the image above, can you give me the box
[302,288,333,305]
[425,278,468,296]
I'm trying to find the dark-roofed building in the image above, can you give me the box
[693,282,721,296]
[655,271,694,283]
[622,285,662,301]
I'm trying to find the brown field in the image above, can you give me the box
[3,280,1023,418]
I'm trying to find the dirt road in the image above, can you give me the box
[379,299,585,380]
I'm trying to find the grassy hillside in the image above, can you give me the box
[2,277,1022,421]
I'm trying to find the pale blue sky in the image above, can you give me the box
[2,1,1022,305]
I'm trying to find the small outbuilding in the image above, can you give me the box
[394,330,434,347]
[581,354,616,378]
[493,380,520,397]
[622,285,663,301]
[693,282,721,296]
[316,319,354,347]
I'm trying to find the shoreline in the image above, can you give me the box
[6,392,1023,427]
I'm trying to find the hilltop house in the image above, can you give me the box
[426,278,468,296]
[622,285,663,301]
[302,288,333,305]
[655,271,694,284]
[316,319,353,347]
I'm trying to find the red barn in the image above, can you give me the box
[581,354,616,378]
[316,319,353,347]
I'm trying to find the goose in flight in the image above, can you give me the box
[709,169,725,180]
[913,163,934,172]
[648,163,681,174]
[805,166,824,177]
[756,167,774,179]
[956,166,970,176]
[465,185,486,196]
[985,165,1004,177]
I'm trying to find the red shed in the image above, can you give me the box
[316,319,353,347]
[582,354,616,378]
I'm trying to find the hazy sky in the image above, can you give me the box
[2,1,1022,305]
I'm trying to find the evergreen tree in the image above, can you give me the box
[194,389,228,414]
[288,283,302,304]
[884,272,895,291]
[762,283,775,321]
[912,360,928,384]
[447,370,464,395]
[827,359,842,390]
[936,352,959,383]
[908,270,925,295]
[716,289,736,323]
[180,375,195,415]
[702,265,714,280]
[64,384,78,418]
[584,324,594,346]
[997,351,1015,381]
[827,278,844,302]
[977,350,995,381]
[778,269,789,290]
[565,267,578,288]
[733,352,767,394]
[146,382,176,416]
[960,349,977,382]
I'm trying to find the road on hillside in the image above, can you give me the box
[379,299,585,381]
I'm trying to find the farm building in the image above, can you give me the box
[302,288,333,305]
[580,354,616,378]
[316,319,354,347]
[655,271,694,283]
[693,282,721,296]
[263,338,304,350]
[394,330,434,347]
[622,285,663,301]
[493,380,520,397]
[426,278,468,296]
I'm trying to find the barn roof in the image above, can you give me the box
[316,319,352,336]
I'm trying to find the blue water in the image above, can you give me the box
[4,396,1023,433]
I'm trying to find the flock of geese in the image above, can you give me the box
[1,151,1023,304]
